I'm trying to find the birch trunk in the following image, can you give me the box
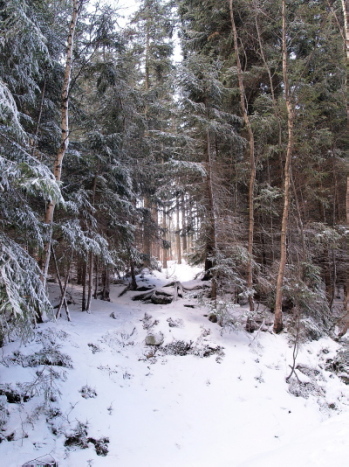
[42,0,81,288]
[273,0,295,333]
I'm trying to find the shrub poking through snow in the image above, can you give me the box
[22,454,58,466]
[89,437,110,456]
[160,339,225,359]
[326,349,349,384]
[287,377,325,399]
[64,421,109,456]
[0,383,35,403]
[0,395,9,430]
[64,421,89,450]
[80,385,97,399]
[25,347,73,368]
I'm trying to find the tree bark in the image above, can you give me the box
[273,0,295,333]
[81,261,87,311]
[143,194,152,267]
[42,0,82,288]
[340,1,349,315]
[228,0,256,311]
[203,102,218,300]
[86,171,98,312]
[181,194,187,253]
[176,196,182,264]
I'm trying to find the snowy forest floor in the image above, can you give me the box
[1,262,349,466]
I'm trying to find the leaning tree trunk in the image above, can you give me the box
[229,0,256,312]
[273,0,295,333]
[42,0,82,288]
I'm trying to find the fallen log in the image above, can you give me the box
[132,280,210,304]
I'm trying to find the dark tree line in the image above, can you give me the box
[0,0,348,342]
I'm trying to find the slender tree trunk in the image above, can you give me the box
[143,194,152,267]
[42,0,82,288]
[152,204,160,260]
[229,0,256,311]
[162,207,167,269]
[56,256,72,321]
[86,171,98,312]
[129,257,138,290]
[253,0,282,266]
[181,194,187,253]
[342,1,349,62]
[93,258,99,299]
[86,251,94,312]
[176,196,182,264]
[345,175,349,315]
[81,261,87,311]
[273,0,295,333]
[101,266,110,301]
[339,1,349,314]
[204,103,218,299]
[51,246,71,321]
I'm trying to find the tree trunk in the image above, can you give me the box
[143,194,152,267]
[86,171,98,312]
[203,102,218,300]
[181,194,187,253]
[340,1,349,315]
[162,206,168,269]
[42,0,82,288]
[86,251,94,312]
[176,196,182,264]
[130,257,138,290]
[93,258,99,299]
[342,0,349,62]
[101,266,110,301]
[273,0,295,333]
[229,0,256,312]
[81,261,87,311]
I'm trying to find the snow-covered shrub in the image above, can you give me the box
[326,349,349,384]
[167,317,184,328]
[64,421,109,456]
[22,454,58,467]
[0,395,9,429]
[80,385,97,399]
[23,367,65,403]
[25,346,73,368]
[142,312,159,329]
[0,383,35,403]
[204,299,243,330]
[287,377,325,399]
[64,421,90,450]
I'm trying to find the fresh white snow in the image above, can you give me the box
[1,262,349,466]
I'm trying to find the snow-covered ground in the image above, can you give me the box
[1,262,349,466]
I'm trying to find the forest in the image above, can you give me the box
[1,0,349,343]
